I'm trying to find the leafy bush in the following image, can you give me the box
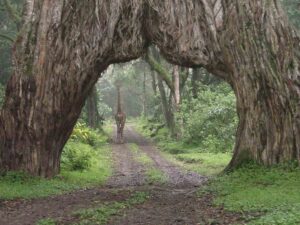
[70,122,106,146]
[179,83,238,153]
[61,141,94,171]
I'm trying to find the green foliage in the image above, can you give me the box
[281,0,300,29]
[74,192,149,225]
[70,122,107,146]
[136,120,231,176]
[61,142,94,171]
[145,168,168,184]
[74,202,126,225]
[179,83,237,153]
[129,143,153,165]
[173,152,231,176]
[207,164,300,224]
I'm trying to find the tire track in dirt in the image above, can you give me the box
[105,143,146,187]
[125,125,208,187]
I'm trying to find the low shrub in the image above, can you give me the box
[61,141,94,171]
[179,83,237,153]
[70,122,107,146]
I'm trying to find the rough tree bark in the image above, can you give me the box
[0,0,299,177]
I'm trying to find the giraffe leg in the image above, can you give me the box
[116,122,121,144]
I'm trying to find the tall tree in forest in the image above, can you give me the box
[0,0,299,177]
[86,87,101,129]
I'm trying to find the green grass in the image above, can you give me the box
[145,168,168,184]
[0,144,112,200]
[174,152,231,176]
[35,218,56,225]
[128,143,167,184]
[129,143,153,165]
[205,164,300,225]
[135,119,231,176]
[73,192,149,225]
[103,121,114,137]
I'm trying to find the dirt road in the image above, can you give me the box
[0,125,243,225]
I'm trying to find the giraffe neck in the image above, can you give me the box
[117,86,122,114]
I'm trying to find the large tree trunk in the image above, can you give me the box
[0,0,299,177]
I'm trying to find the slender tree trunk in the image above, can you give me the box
[150,70,157,95]
[192,68,201,98]
[86,87,100,129]
[180,67,189,93]
[142,71,147,116]
[172,65,180,110]
[157,75,175,135]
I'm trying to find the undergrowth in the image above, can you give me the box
[206,163,300,225]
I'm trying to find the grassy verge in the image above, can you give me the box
[103,120,114,137]
[128,143,167,184]
[204,164,300,225]
[72,191,149,225]
[0,129,112,200]
[135,119,230,176]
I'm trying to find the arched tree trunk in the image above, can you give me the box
[0,0,146,177]
[0,0,299,177]
[145,0,300,168]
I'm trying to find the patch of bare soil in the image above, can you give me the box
[105,143,146,187]
[0,125,245,225]
[108,188,244,225]
[0,188,133,225]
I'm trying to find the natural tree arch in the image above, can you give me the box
[0,0,299,177]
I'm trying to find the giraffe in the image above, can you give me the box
[115,85,126,144]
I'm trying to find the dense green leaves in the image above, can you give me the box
[282,0,300,29]
[179,83,237,152]
[0,0,23,85]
